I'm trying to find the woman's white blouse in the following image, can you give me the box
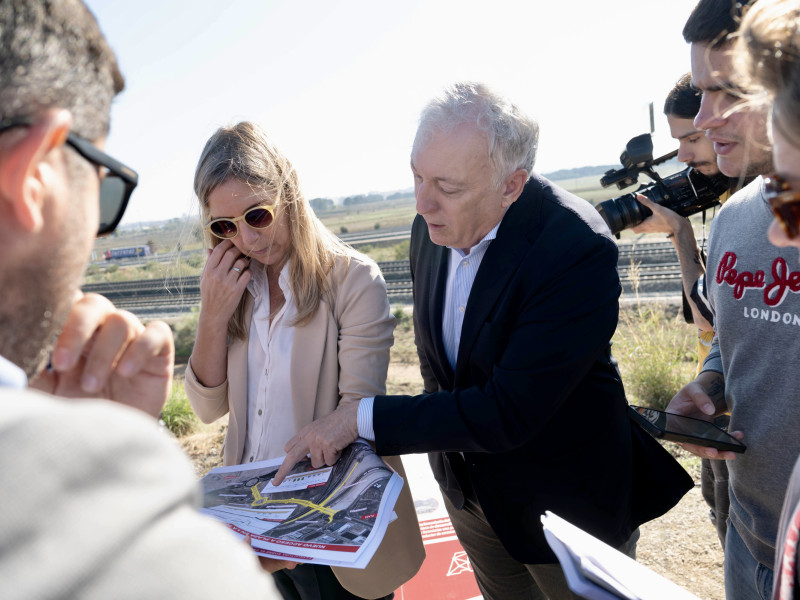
[241,262,297,463]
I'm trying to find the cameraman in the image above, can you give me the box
[631,73,733,550]
[631,73,728,338]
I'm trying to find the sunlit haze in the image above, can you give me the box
[86,0,701,225]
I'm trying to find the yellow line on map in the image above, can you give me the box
[249,460,361,525]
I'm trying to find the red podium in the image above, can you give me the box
[396,455,482,600]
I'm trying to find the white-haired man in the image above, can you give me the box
[277,81,692,600]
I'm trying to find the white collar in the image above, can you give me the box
[0,354,27,389]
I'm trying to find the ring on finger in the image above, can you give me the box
[232,266,241,273]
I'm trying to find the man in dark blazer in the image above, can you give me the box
[278,81,692,600]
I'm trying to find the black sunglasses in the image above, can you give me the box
[205,204,276,240]
[765,175,800,239]
[0,118,137,237]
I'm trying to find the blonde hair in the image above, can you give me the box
[194,122,351,340]
[735,0,800,148]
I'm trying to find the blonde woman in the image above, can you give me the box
[185,122,423,600]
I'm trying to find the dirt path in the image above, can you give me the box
[637,477,725,599]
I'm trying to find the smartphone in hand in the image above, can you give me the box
[629,405,746,454]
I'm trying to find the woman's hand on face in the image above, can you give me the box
[199,240,252,325]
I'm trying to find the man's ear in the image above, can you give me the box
[500,168,529,208]
[0,109,72,233]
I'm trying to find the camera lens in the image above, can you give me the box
[596,193,649,236]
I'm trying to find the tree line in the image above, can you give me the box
[308,190,412,213]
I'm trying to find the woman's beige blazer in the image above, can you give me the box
[185,253,424,598]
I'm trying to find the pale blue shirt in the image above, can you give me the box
[0,354,27,389]
[357,219,503,441]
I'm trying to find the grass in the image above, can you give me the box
[318,199,417,234]
[172,308,200,360]
[613,251,698,409]
[557,174,623,204]
[83,252,205,284]
[357,240,410,263]
[388,305,418,365]
[613,305,697,410]
[161,382,199,437]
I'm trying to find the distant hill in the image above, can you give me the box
[543,156,684,184]
[542,165,618,181]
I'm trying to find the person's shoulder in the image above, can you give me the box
[342,247,379,269]
[0,387,192,480]
[523,174,615,240]
[0,390,281,600]
[330,248,385,292]
[1,386,160,434]
[709,177,766,238]
[720,176,765,211]
[511,175,617,256]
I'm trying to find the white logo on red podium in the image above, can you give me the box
[447,551,473,576]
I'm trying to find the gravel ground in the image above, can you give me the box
[636,462,725,600]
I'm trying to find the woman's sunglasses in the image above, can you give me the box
[765,175,800,238]
[205,204,275,239]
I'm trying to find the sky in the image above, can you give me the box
[85,0,703,225]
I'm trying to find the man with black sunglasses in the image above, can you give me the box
[666,2,800,599]
[0,1,281,597]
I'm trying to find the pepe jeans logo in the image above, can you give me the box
[716,251,800,307]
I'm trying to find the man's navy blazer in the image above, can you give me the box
[374,174,692,564]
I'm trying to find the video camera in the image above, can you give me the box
[595,133,730,236]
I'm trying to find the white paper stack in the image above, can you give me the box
[200,440,402,569]
[541,511,701,600]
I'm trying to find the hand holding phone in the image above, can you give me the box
[629,405,746,454]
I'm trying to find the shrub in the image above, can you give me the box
[613,306,697,410]
[185,253,205,269]
[161,383,198,437]
[389,306,418,364]
[392,305,411,327]
[393,241,410,261]
[340,226,349,234]
[172,308,200,359]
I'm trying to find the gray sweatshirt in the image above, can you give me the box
[702,176,800,568]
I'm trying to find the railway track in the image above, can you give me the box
[83,241,686,319]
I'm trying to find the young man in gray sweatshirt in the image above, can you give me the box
[667,2,799,599]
